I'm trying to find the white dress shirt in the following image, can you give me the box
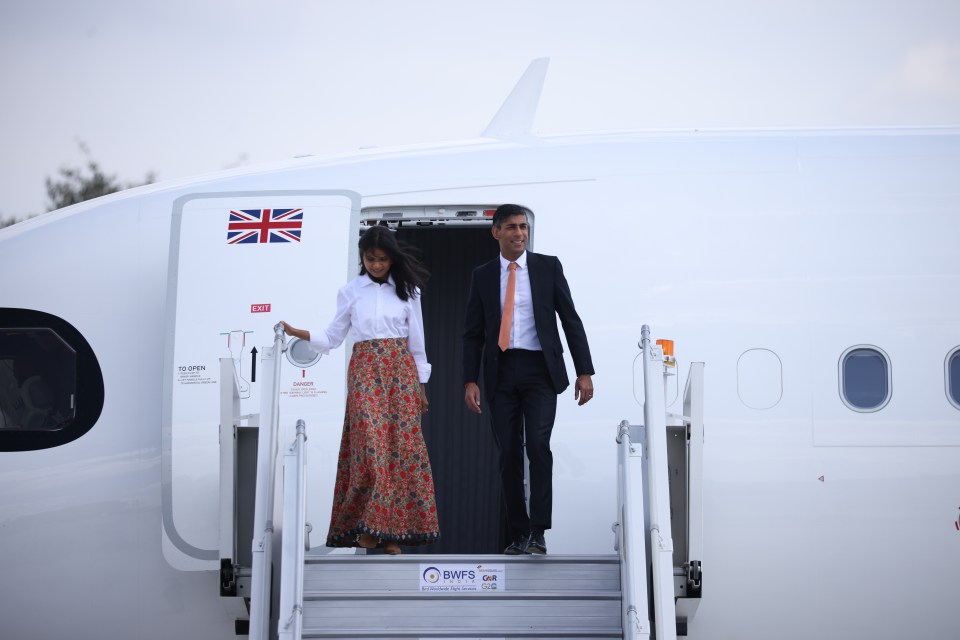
[500,251,542,351]
[308,274,431,382]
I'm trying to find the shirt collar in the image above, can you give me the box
[499,251,527,271]
[361,273,395,287]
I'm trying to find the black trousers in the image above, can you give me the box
[490,349,558,538]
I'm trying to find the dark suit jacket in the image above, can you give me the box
[462,252,594,403]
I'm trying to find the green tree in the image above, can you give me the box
[45,141,155,211]
[0,215,18,230]
[2,143,156,229]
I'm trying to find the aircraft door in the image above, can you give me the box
[162,191,357,569]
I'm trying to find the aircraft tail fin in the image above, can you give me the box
[482,58,549,142]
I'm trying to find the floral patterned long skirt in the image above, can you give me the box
[326,337,440,548]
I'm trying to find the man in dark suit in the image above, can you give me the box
[462,203,595,555]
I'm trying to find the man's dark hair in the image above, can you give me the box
[358,225,429,301]
[491,203,528,229]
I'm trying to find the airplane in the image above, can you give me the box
[1,59,959,639]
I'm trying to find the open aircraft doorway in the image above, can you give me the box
[359,205,526,554]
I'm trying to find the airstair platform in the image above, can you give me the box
[300,552,622,639]
[231,325,702,640]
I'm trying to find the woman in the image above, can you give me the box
[281,225,439,555]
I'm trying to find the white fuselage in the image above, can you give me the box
[1,129,958,639]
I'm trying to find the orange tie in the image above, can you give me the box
[498,262,517,352]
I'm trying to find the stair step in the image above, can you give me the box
[307,590,621,600]
[303,598,620,627]
[302,629,622,639]
[301,553,622,639]
[304,554,620,593]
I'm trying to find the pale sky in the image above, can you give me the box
[2,0,958,221]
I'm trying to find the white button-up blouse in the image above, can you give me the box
[307,274,431,383]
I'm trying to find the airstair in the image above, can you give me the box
[218,325,704,640]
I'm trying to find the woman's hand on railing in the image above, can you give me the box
[278,321,310,342]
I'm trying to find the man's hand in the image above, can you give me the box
[574,374,594,406]
[464,382,482,414]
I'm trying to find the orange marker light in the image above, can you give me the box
[656,339,676,366]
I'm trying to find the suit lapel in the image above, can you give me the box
[527,252,543,308]
[482,258,501,322]
[527,252,553,339]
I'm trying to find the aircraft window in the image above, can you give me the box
[0,329,76,429]
[947,347,960,410]
[0,309,103,451]
[839,346,891,412]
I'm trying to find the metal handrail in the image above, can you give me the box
[248,323,286,640]
[616,420,649,639]
[278,420,308,640]
[640,325,677,640]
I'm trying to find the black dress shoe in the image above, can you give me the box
[527,531,546,555]
[504,533,529,555]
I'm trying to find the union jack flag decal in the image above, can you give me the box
[227,208,303,244]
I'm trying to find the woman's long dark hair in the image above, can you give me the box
[358,225,429,301]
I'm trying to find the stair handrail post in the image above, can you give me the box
[617,420,652,639]
[683,362,705,594]
[219,357,241,585]
[249,323,286,640]
[278,419,308,640]
[641,325,678,640]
